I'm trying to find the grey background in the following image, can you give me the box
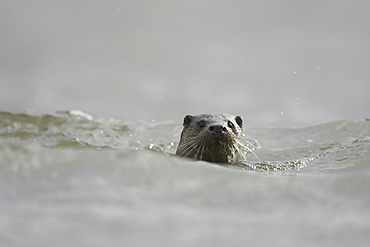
[1,0,369,126]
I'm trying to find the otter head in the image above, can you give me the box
[175,113,244,164]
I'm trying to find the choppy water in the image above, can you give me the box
[1,110,370,246]
[2,0,370,245]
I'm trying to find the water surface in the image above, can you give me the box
[1,0,370,246]
[1,111,370,246]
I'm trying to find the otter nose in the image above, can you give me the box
[209,125,227,133]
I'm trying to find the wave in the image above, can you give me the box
[0,110,131,149]
[1,110,369,174]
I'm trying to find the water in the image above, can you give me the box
[1,0,370,125]
[1,0,370,246]
[1,111,370,246]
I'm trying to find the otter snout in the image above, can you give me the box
[209,125,227,133]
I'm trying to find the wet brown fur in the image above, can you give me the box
[176,113,246,164]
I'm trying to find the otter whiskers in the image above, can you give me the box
[176,113,255,164]
[236,139,260,163]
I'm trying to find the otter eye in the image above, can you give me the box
[199,121,205,129]
[227,120,234,129]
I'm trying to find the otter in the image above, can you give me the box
[175,113,249,164]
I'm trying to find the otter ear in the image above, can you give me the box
[183,115,194,127]
[235,116,243,129]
